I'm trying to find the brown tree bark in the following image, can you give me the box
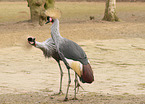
[130,0,136,2]
[103,0,119,21]
[27,0,55,26]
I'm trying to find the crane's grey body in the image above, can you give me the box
[35,38,56,58]
[35,38,61,62]
[59,38,88,65]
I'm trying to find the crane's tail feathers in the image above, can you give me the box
[66,59,94,83]
[80,64,94,83]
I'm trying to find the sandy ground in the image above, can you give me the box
[0,20,145,103]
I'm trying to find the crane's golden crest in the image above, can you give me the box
[45,8,61,19]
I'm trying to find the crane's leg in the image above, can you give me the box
[75,77,84,93]
[58,61,63,95]
[58,51,71,69]
[57,51,71,100]
[72,73,84,100]
[73,73,78,100]
[51,62,63,96]
[64,68,71,101]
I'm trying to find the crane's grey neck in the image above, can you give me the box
[35,41,45,49]
[51,19,63,46]
[35,41,56,58]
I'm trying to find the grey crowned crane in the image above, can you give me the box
[27,37,63,94]
[27,37,82,95]
[45,16,94,100]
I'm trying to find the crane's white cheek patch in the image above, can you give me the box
[65,58,82,77]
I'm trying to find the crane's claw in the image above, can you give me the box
[64,97,68,101]
[52,91,64,96]
[58,90,64,95]
[74,82,84,93]
[71,97,78,100]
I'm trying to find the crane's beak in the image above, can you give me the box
[27,37,36,46]
[45,21,49,24]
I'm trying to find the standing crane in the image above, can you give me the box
[45,16,94,101]
[27,37,82,95]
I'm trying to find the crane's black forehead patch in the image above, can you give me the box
[28,37,32,41]
[28,37,35,42]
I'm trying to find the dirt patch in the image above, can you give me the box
[0,20,145,48]
[1,38,145,103]
[0,92,145,104]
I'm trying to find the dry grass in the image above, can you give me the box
[0,2,29,23]
[0,2,145,23]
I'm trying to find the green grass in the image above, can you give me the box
[0,2,145,23]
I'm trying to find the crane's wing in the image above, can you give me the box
[59,38,88,65]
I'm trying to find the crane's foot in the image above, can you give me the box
[58,90,64,95]
[52,91,64,96]
[64,97,68,101]
[71,97,78,100]
[56,90,64,95]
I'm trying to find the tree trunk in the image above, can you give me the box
[130,0,136,2]
[103,0,119,21]
[27,0,55,26]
